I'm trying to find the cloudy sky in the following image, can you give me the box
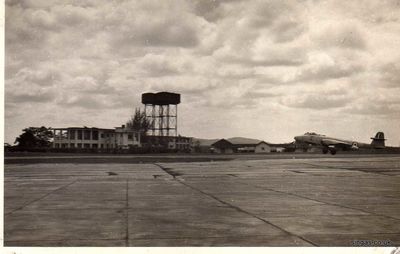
[5,0,400,145]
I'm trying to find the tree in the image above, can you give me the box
[14,126,53,148]
[126,108,151,141]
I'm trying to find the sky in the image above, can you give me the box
[4,0,400,146]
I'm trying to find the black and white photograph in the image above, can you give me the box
[3,0,400,248]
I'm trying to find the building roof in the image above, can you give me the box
[193,138,220,146]
[52,127,114,131]
[212,138,272,149]
[227,137,262,145]
[256,141,270,146]
[211,139,234,149]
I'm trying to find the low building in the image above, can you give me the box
[53,125,193,152]
[145,135,192,151]
[52,126,140,149]
[192,138,220,153]
[211,139,234,154]
[237,146,256,153]
[114,125,142,149]
[168,136,192,151]
[255,141,271,153]
[273,147,285,152]
[211,139,272,154]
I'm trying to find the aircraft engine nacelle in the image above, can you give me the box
[351,142,359,150]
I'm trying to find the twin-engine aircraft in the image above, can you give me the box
[294,132,386,155]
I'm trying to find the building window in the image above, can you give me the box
[61,144,67,148]
[70,144,75,148]
[92,144,98,148]
[55,143,60,148]
[84,143,90,148]
[101,133,105,138]
[77,143,82,148]
[69,130,75,139]
[128,134,133,140]
[77,130,82,140]
[61,130,68,139]
[92,131,99,140]
[100,144,104,148]
[84,130,91,140]
[261,147,265,150]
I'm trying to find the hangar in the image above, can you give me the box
[211,139,271,154]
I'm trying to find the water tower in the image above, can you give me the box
[142,92,181,137]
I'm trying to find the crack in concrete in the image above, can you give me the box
[156,161,400,223]
[177,179,318,246]
[5,179,78,216]
[244,181,400,222]
[154,163,179,179]
[153,163,317,246]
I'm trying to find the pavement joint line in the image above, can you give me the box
[304,232,400,236]
[128,235,307,240]
[7,232,400,244]
[125,179,129,247]
[245,181,400,222]
[152,163,317,245]
[301,162,394,177]
[5,237,127,243]
[4,175,104,178]
[176,178,318,247]
[5,179,78,216]
[6,208,127,211]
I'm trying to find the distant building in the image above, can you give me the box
[52,126,140,149]
[169,136,192,151]
[192,138,219,153]
[255,141,271,153]
[273,147,285,153]
[211,139,271,154]
[114,125,142,149]
[146,135,192,151]
[211,139,235,154]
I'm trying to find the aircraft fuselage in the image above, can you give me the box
[294,132,385,155]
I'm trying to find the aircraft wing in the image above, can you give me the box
[321,138,353,148]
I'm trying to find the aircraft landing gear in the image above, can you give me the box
[322,147,329,154]
[329,148,337,155]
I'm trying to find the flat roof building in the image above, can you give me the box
[52,126,140,150]
[52,126,192,152]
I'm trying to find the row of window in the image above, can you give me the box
[56,131,137,141]
[169,144,190,149]
[55,143,117,149]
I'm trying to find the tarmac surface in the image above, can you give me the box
[4,154,400,246]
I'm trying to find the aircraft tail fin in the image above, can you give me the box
[371,132,385,148]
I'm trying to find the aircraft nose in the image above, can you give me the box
[294,136,301,142]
